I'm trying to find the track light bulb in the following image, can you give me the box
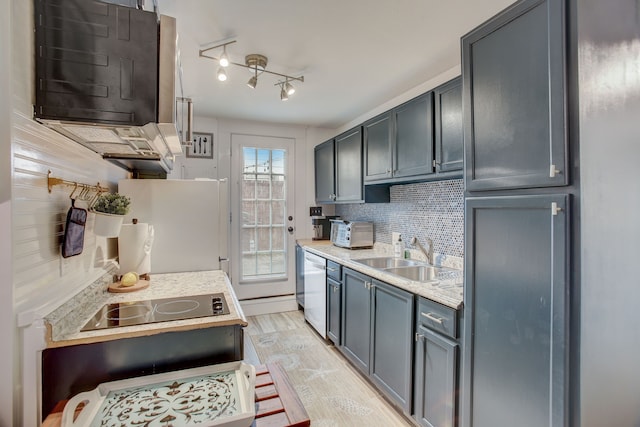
[284,81,295,96]
[280,85,289,101]
[247,75,258,89]
[217,66,227,82]
[219,46,229,67]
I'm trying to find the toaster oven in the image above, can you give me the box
[330,220,374,249]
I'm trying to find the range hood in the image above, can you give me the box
[40,121,183,173]
[34,1,191,173]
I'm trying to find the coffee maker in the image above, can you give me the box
[310,206,339,240]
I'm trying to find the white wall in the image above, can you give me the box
[1,0,14,424]
[578,0,640,424]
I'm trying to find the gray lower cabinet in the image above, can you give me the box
[295,244,304,307]
[340,268,414,414]
[463,194,568,427]
[414,298,460,427]
[371,279,414,414]
[326,260,342,345]
[326,277,341,345]
[341,268,372,373]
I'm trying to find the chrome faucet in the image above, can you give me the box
[410,237,434,265]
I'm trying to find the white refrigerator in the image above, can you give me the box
[118,179,228,274]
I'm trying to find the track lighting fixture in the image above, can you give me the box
[284,80,295,96]
[219,45,229,67]
[216,66,227,82]
[199,40,304,100]
[280,83,288,101]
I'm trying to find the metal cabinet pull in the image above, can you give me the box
[327,267,338,272]
[415,332,425,342]
[421,311,444,324]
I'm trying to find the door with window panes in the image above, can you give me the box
[230,134,296,300]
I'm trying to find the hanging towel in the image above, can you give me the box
[62,200,88,258]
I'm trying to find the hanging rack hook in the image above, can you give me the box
[69,182,79,200]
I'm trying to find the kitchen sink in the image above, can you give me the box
[353,257,422,269]
[384,265,450,282]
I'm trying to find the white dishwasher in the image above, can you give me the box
[303,251,327,338]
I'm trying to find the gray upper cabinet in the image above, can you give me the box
[393,92,435,179]
[314,127,366,204]
[363,113,393,182]
[434,76,464,174]
[364,93,435,184]
[462,0,567,191]
[463,194,568,427]
[335,128,364,203]
[314,139,335,203]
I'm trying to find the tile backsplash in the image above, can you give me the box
[335,179,464,258]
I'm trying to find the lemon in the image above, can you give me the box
[121,272,139,287]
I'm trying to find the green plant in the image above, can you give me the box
[92,193,131,215]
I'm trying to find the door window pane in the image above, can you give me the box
[241,147,288,280]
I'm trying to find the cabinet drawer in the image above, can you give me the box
[326,260,342,281]
[417,298,458,339]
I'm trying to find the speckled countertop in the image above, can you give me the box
[298,240,464,309]
[45,270,247,348]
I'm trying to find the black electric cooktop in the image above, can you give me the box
[80,293,229,332]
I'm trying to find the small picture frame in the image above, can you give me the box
[187,132,214,159]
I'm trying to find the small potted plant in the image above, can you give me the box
[91,193,131,237]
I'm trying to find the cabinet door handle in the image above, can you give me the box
[327,267,338,272]
[332,285,339,292]
[415,332,425,342]
[364,281,375,290]
[421,312,444,324]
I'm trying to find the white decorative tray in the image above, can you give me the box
[61,361,256,427]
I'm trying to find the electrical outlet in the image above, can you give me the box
[309,206,323,216]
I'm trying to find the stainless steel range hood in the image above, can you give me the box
[40,121,183,173]
[35,3,190,174]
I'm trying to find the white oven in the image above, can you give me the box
[303,251,326,338]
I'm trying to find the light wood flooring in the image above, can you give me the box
[244,309,415,426]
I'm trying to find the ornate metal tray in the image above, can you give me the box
[61,361,256,427]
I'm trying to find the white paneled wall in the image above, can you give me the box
[12,111,128,320]
[11,0,128,320]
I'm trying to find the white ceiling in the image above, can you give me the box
[156,0,516,129]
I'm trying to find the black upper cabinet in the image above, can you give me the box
[34,0,159,126]
[462,0,567,191]
[314,139,336,204]
[364,93,435,184]
[434,76,464,173]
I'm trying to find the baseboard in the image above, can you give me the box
[239,295,299,317]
